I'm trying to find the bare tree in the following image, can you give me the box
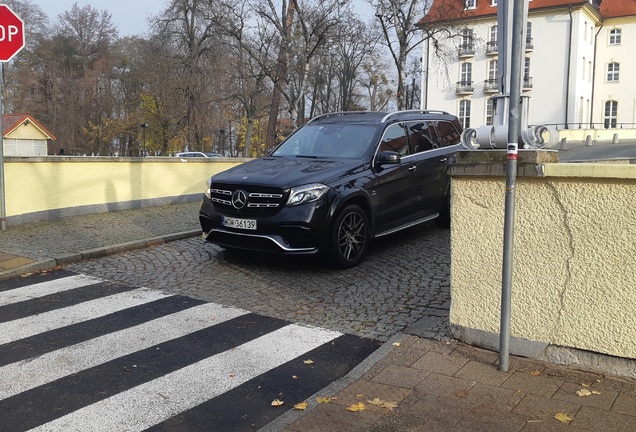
[372,0,466,111]
[155,0,223,152]
[371,0,427,111]
[359,56,393,112]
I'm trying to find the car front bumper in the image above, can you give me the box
[199,196,331,255]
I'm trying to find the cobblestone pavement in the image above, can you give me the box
[69,221,451,342]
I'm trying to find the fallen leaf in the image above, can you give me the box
[303,359,314,365]
[576,389,592,397]
[530,371,542,376]
[347,402,365,412]
[382,401,398,409]
[292,375,298,379]
[455,390,469,398]
[581,383,590,387]
[294,402,308,410]
[592,390,601,395]
[271,399,284,407]
[554,413,573,424]
[316,396,332,404]
[367,397,384,405]
[356,394,364,398]
[392,342,401,347]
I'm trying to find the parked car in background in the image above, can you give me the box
[199,110,463,268]
[176,151,222,158]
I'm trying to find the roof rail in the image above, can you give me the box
[308,111,382,124]
[381,109,451,123]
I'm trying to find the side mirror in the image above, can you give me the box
[376,151,401,166]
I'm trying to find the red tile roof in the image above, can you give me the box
[420,0,632,24]
[600,0,636,18]
[2,114,57,140]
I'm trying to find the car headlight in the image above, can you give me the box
[287,183,330,206]
[204,177,213,199]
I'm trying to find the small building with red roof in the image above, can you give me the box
[2,114,57,156]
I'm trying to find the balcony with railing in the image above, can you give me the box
[486,41,498,56]
[483,78,499,93]
[526,37,534,51]
[523,76,533,90]
[456,81,474,95]
[458,44,475,58]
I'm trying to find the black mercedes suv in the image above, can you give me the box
[199,110,462,268]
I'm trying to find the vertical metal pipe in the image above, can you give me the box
[0,65,6,231]
[499,0,526,372]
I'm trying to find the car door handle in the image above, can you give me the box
[408,165,417,172]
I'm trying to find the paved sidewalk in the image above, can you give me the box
[1,204,636,431]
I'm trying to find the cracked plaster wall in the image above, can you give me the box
[450,166,636,361]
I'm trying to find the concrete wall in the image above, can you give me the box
[450,151,636,377]
[3,156,246,225]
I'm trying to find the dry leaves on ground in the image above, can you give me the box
[347,402,366,412]
[293,402,308,410]
[554,413,574,424]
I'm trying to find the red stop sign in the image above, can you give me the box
[0,5,24,62]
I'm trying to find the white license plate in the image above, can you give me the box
[222,216,257,230]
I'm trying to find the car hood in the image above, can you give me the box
[211,156,365,189]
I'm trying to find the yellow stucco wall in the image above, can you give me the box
[3,157,244,217]
[450,162,636,360]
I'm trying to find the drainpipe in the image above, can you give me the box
[564,6,573,129]
[590,23,603,128]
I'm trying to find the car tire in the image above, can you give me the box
[330,204,370,268]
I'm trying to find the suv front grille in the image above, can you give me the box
[210,183,287,215]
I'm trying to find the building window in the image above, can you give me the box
[490,0,497,6]
[523,57,532,88]
[607,62,619,82]
[489,25,497,42]
[461,28,474,46]
[603,101,617,128]
[461,62,472,83]
[459,100,471,129]
[485,98,494,125]
[609,28,622,45]
[488,59,498,80]
[465,0,477,10]
[526,22,533,49]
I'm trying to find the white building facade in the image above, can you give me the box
[420,0,636,140]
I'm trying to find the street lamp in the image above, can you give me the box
[140,123,149,156]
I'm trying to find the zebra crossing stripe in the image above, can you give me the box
[0,287,173,345]
[29,324,342,432]
[0,274,102,306]
[0,302,249,400]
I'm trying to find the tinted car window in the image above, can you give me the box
[273,124,377,158]
[379,123,409,156]
[406,121,438,154]
[432,120,461,147]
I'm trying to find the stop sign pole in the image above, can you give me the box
[0,4,25,231]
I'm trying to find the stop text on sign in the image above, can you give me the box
[0,25,19,42]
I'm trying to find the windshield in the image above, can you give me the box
[272,124,377,159]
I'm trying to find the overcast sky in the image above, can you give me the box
[32,0,165,36]
[32,0,373,38]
